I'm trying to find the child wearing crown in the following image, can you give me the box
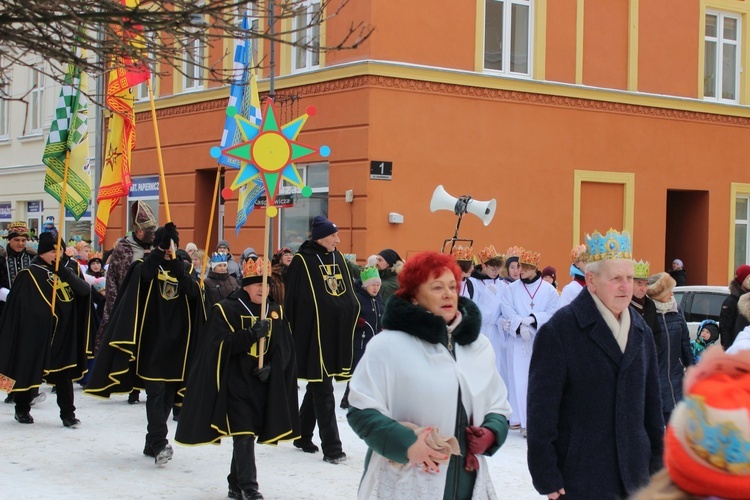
[176,257,299,500]
[203,252,241,305]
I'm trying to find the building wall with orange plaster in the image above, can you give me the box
[583,0,629,89]
[545,0,578,84]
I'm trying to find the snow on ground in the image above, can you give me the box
[2,382,540,499]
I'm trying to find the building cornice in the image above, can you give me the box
[136,61,750,127]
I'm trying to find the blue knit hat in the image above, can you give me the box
[311,215,337,241]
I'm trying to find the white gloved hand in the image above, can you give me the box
[0,287,9,302]
[519,323,534,341]
[485,283,497,295]
[500,319,511,332]
[521,316,535,327]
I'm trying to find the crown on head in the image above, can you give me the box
[505,246,524,258]
[570,244,588,263]
[210,252,231,264]
[242,257,271,280]
[89,251,103,261]
[360,265,380,284]
[477,245,500,264]
[519,249,541,267]
[451,245,473,262]
[585,229,632,262]
[634,260,650,279]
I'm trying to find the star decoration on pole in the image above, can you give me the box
[210,98,330,218]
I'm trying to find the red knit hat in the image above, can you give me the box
[736,264,750,286]
[664,345,750,498]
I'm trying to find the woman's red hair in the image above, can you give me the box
[395,251,463,301]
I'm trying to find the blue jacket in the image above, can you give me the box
[527,288,664,499]
[654,306,694,413]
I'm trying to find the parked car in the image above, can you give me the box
[672,285,730,340]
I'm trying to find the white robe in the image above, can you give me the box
[475,277,510,388]
[558,280,584,308]
[499,277,559,428]
[348,329,512,500]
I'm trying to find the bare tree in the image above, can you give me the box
[0,0,373,102]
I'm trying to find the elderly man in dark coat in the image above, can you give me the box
[527,229,664,500]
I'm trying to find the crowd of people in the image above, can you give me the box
[2,211,750,499]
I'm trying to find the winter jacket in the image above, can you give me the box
[203,271,240,306]
[691,319,719,361]
[528,288,664,499]
[653,303,694,414]
[378,266,400,301]
[352,283,384,370]
[719,279,750,349]
[668,268,687,287]
[726,294,750,354]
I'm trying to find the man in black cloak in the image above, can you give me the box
[176,257,299,500]
[0,232,92,426]
[284,215,359,464]
[85,222,200,465]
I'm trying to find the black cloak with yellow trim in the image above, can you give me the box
[0,258,92,391]
[175,288,299,445]
[283,240,360,381]
[85,250,200,397]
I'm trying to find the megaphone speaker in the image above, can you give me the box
[430,185,496,226]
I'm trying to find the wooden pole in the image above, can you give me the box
[147,80,176,258]
[258,213,271,368]
[50,151,71,314]
[200,167,222,288]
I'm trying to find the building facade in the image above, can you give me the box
[101,0,750,285]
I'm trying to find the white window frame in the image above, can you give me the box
[183,27,205,91]
[28,64,44,134]
[292,0,321,74]
[239,3,262,70]
[736,195,750,270]
[483,0,534,78]
[135,33,157,101]
[278,162,329,251]
[704,10,741,103]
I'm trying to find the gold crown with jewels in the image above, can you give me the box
[634,260,650,279]
[451,245,473,262]
[585,229,632,262]
[519,249,541,267]
[478,245,500,264]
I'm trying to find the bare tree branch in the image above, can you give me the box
[0,0,374,102]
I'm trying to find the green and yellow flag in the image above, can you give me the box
[42,56,91,221]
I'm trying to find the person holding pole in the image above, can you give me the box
[85,222,200,465]
[284,215,360,464]
[175,257,299,500]
[0,232,91,426]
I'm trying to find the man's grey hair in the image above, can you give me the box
[585,259,635,275]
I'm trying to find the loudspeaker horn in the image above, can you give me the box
[430,185,496,226]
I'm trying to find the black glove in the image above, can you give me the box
[253,365,270,383]
[53,264,73,280]
[170,258,186,280]
[246,319,270,343]
[159,222,179,251]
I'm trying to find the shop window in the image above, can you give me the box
[704,11,741,103]
[278,162,328,252]
[484,0,532,77]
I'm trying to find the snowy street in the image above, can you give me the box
[2,382,539,499]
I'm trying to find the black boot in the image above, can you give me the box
[14,411,33,424]
[233,436,260,498]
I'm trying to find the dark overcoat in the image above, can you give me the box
[527,288,664,499]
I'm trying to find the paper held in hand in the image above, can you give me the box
[0,372,16,394]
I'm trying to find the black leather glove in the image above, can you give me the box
[170,258,186,280]
[53,264,73,280]
[246,319,270,343]
[253,365,270,383]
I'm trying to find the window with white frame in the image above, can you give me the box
[484,0,533,77]
[736,195,750,270]
[279,162,328,252]
[0,73,9,139]
[28,65,44,133]
[704,11,741,103]
[292,1,321,73]
[135,33,157,101]
[239,2,262,68]
[183,27,205,91]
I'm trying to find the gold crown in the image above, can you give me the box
[634,260,650,279]
[505,246,524,258]
[519,249,541,267]
[451,245,473,262]
[242,257,272,279]
[570,244,588,263]
[89,251,103,261]
[478,245,500,264]
[585,228,632,262]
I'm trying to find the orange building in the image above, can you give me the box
[103,0,750,285]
